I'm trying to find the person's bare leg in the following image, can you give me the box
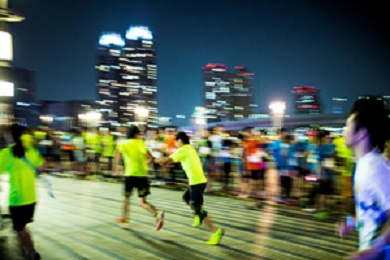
[122,196,130,220]
[139,197,157,215]
[17,228,34,253]
[203,215,218,233]
[206,173,215,192]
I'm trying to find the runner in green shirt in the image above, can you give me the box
[0,124,44,260]
[114,126,164,231]
[156,131,224,245]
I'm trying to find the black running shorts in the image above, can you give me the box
[124,176,150,198]
[9,203,36,232]
[182,183,207,206]
[250,169,265,180]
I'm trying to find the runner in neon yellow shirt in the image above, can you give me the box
[0,124,44,259]
[101,131,116,172]
[114,126,164,231]
[156,131,224,245]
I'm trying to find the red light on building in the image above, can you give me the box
[202,63,229,71]
[292,86,318,94]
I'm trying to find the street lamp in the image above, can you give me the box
[193,106,207,137]
[134,106,149,131]
[269,101,286,129]
[39,115,53,125]
[134,106,149,120]
[78,111,101,130]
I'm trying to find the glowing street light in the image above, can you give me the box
[0,31,12,61]
[78,111,101,129]
[0,80,14,97]
[269,101,286,128]
[269,101,286,115]
[192,106,208,137]
[39,115,53,123]
[132,106,149,132]
[134,106,149,119]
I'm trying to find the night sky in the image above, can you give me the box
[8,0,390,125]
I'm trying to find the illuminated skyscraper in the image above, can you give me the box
[203,64,254,122]
[121,26,158,127]
[96,26,158,127]
[96,33,124,125]
[292,86,321,114]
[231,66,255,120]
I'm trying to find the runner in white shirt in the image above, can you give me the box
[337,97,390,260]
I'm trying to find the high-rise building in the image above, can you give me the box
[292,86,321,114]
[203,63,254,123]
[11,68,40,126]
[332,97,347,114]
[96,33,124,125]
[231,66,255,120]
[203,64,231,122]
[39,100,97,131]
[96,26,158,127]
[1,1,39,127]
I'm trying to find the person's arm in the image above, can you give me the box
[348,210,390,260]
[349,171,390,259]
[155,147,183,167]
[155,156,174,167]
[146,150,155,164]
[0,149,9,174]
[336,215,357,240]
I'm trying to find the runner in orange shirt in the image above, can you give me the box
[242,127,266,208]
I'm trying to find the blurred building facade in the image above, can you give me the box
[96,26,158,128]
[332,97,347,114]
[203,63,255,123]
[39,100,97,131]
[0,1,39,127]
[292,86,322,114]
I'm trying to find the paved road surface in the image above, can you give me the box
[0,177,357,259]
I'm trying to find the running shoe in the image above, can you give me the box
[192,215,202,227]
[206,228,224,245]
[314,210,330,219]
[26,248,41,260]
[116,217,131,229]
[155,211,165,231]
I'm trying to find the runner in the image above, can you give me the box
[114,126,164,231]
[0,124,44,260]
[155,131,224,245]
[71,129,86,174]
[242,127,266,208]
[337,97,390,259]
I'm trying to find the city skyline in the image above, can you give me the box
[7,0,390,125]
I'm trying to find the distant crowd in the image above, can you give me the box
[2,122,369,217]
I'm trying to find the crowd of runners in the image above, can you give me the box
[1,97,390,259]
[1,118,358,214]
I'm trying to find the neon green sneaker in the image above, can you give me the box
[206,228,224,245]
[314,210,329,219]
[192,215,202,227]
